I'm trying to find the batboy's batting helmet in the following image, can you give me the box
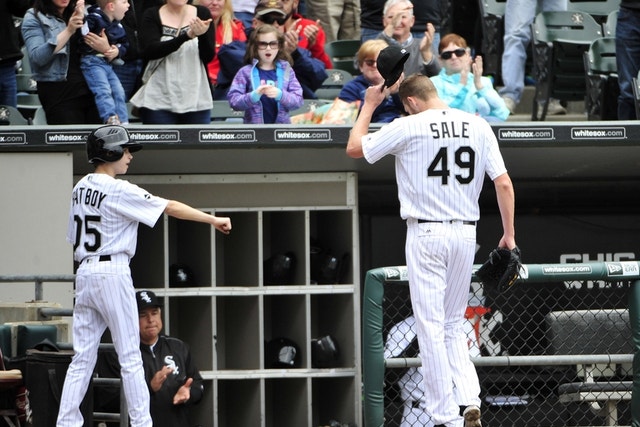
[87,125,142,164]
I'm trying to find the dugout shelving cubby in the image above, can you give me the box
[127,172,362,427]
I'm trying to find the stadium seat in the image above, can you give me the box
[32,106,47,125]
[16,93,41,121]
[477,0,507,83]
[289,99,332,116]
[15,324,58,357]
[210,100,244,122]
[314,69,354,100]
[16,46,37,95]
[325,39,361,75]
[0,105,29,125]
[567,0,621,24]
[602,9,618,37]
[530,10,603,120]
[584,37,618,120]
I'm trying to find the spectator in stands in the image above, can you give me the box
[499,0,567,115]
[137,290,203,427]
[232,0,258,31]
[304,0,360,43]
[615,0,640,120]
[268,0,332,69]
[21,0,101,124]
[430,33,509,122]
[376,0,441,77]
[228,24,303,123]
[361,0,441,46]
[129,0,214,124]
[79,0,130,125]
[95,290,205,427]
[0,0,31,108]
[194,0,247,93]
[252,0,327,99]
[111,0,155,101]
[214,0,327,100]
[338,39,405,123]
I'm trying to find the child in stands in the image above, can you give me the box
[227,24,303,123]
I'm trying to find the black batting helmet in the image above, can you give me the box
[87,125,142,164]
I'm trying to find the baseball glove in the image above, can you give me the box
[475,246,522,292]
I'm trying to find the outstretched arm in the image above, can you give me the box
[165,200,231,234]
[493,173,516,249]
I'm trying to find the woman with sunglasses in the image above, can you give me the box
[338,39,405,123]
[228,24,303,123]
[430,33,510,122]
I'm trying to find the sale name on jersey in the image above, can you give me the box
[430,121,470,139]
[72,187,107,209]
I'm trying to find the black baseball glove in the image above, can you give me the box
[475,246,522,292]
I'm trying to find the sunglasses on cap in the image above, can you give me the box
[440,48,466,60]
[260,14,287,26]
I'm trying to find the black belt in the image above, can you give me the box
[99,255,111,261]
[417,219,476,226]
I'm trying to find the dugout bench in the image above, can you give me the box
[546,309,633,426]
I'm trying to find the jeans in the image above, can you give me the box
[139,107,211,125]
[0,61,18,107]
[361,27,381,43]
[113,58,143,102]
[615,6,640,120]
[80,55,128,123]
[499,0,567,103]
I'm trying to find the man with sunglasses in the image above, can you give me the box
[255,0,332,69]
[376,0,441,78]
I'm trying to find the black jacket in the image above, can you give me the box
[1,0,31,65]
[140,335,204,427]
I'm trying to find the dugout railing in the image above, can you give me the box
[362,263,640,427]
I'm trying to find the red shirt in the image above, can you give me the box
[290,13,332,69]
[207,18,247,85]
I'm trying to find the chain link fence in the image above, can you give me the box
[363,265,637,427]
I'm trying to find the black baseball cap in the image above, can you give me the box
[136,290,163,312]
[377,45,410,88]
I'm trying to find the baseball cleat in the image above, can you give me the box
[463,405,482,427]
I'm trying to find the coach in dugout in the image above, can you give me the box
[94,290,203,426]
[136,289,204,426]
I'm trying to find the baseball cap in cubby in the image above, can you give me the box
[255,0,286,16]
[136,290,163,312]
[377,45,410,88]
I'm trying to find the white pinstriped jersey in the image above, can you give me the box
[67,173,169,262]
[362,108,507,221]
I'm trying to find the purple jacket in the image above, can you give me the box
[227,59,304,124]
